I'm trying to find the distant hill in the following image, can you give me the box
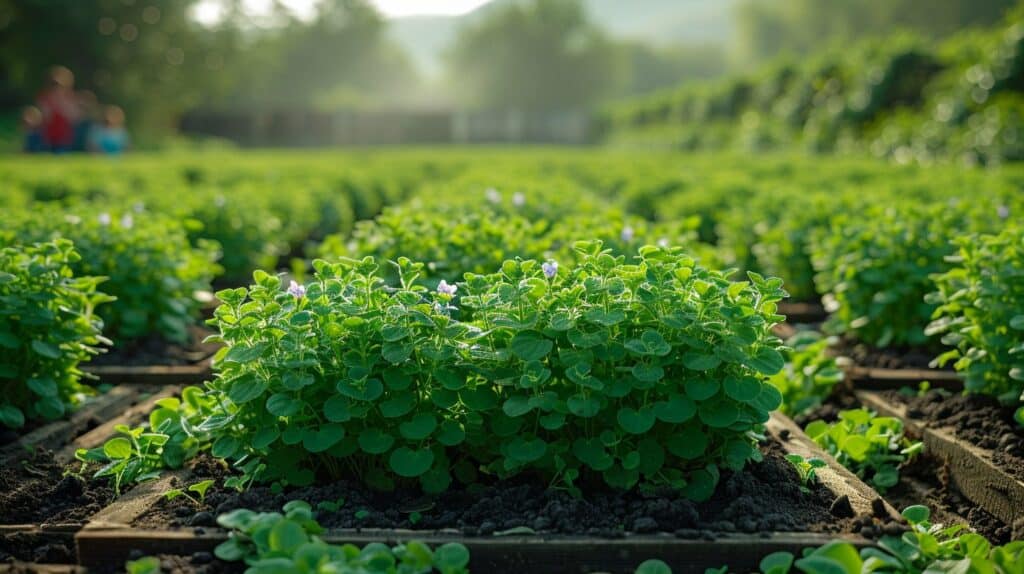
[388,0,737,78]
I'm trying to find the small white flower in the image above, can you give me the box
[97,213,112,226]
[485,188,501,204]
[542,260,558,279]
[120,214,134,229]
[214,195,226,208]
[437,280,458,296]
[287,280,306,299]
[512,192,525,207]
[133,202,145,213]
[998,205,1010,219]
[621,225,635,242]
[657,237,670,248]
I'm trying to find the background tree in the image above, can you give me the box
[446,0,623,111]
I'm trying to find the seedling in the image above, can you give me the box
[783,454,827,493]
[163,479,216,506]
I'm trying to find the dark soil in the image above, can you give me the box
[887,390,1024,483]
[136,440,884,540]
[885,454,1018,543]
[122,552,241,574]
[832,336,947,371]
[91,324,219,367]
[0,450,114,562]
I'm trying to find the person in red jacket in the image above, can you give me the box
[35,66,79,153]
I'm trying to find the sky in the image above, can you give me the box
[192,0,494,24]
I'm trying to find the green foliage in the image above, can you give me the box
[607,9,1024,165]
[164,479,216,506]
[713,505,1024,573]
[804,409,923,493]
[769,331,844,416]
[191,244,785,499]
[215,501,470,574]
[124,556,161,574]
[448,0,621,110]
[0,239,112,429]
[927,225,1024,420]
[3,209,220,343]
[811,203,971,348]
[783,454,827,493]
[76,387,218,494]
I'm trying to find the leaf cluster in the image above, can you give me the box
[0,239,112,429]
[215,500,470,574]
[804,409,922,493]
[189,244,787,499]
[769,331,845,417]
[927,225,1024,423]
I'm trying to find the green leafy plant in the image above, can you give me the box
[769,331,844,416]
[783,454,827,493]
[753,506,1024,573]
[4,209,220,343]
[0,239,112,429]
[635,559,673,574]
[811,203,969,349]
[927,225,1024,424]
[215,500,471,574]
[76,386,218,494]
[804,409,922,492]
[191,243,786,500]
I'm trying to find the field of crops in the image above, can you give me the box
[1,149,1023,573]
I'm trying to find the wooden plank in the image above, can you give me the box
[0,386,142,466]
[856,391,1024,525]
[0,564,85,574]
[83,468,192,531]
[843,366,963,391]
[75,528,869,573]
[767,412,900,520]
[81,356,212,385]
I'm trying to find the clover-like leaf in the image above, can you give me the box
[389,446,435,477]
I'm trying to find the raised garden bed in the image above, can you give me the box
[73,413,900,573]
[855,390,1024,535]
[82,326,219,385]
[776,301,827,324]
[0,386,181,565]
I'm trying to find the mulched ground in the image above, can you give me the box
[135,438,885,540]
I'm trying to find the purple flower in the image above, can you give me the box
[485,188,501,204]
[621,225,635,242]
[287,280,306,299]
[437,280,458,296]
[512,192,525,207]
[998,205,1010,220]
[97,213,112,226]
[542,260,558,278]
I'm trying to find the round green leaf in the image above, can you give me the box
[434,543,470,570]
[389,447,435,477]
[324,395,352,422]
[399,413,438,440]
[303,424,345,453]
[103,437,133,459]
[337,378,384,402]
[685,378,720,401]
[502,395,533,418]
[0,404,25,429]
[747,347,785,375]
[724,376,761,402]
[358,428,395,454]
[635,560,672,574]
[212,436,240,458]
[436,420,466,446]
[567,393,601,418]
[26,377,57,398]
[269,519,308,553]
[652,394,696,423]
[617,406,656,434]
[666,426,707,459]
[266,393,302,417]
[379,392,416,418]
[506,436,547,462]
[698,397,741,428]
[510,330,553,361]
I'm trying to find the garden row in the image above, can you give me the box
[1,150,1022,572]
[603,6,1024,166]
